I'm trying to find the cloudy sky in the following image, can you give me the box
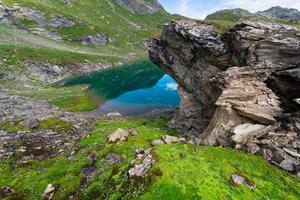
[159,0,300,19]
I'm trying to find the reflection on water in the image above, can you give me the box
[60,60,180,115]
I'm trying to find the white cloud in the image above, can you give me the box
[165,83,178,91]
[179,0,189,15]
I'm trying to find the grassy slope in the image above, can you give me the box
[0,0,172,112]
[0,117,299,200]
[2,0,171,56]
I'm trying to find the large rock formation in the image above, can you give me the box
[148,20,300,173]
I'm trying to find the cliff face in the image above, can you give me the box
[148,20,300,173]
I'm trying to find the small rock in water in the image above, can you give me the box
[107,128,129,143]
[41,184,55,200]
[231,173,256,190]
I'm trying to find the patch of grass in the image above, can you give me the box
[140,144,300,200]
[37,118,74,133]
[0,121,30,133]
[1,117,300,199]
[0,156,90,200]
[0,117,172,199]
[19,18,39,28]
[49,95,98,112]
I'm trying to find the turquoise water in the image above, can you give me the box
[60,60,180,115]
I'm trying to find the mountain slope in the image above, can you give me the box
[258,6,300,21]
[1,0,171,56]
[0,0,173,113]
[204,7,300,33]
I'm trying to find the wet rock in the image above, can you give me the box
[151,139,165,146]
[231,173,256,190]
[162,135,180,144]
[107,128,129,143]
[0,186,14,198]
[41,184,55,200]
[105,152,123,164]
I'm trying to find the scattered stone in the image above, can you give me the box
[279,160,295,171]
[79,34,108,46]
[80,166,97,185]
[41,184,55,200]
[20,118,39,128]
[151,139,165,146]
[128,128,138,136]
[49,15,75,27]
[162,135,180,144]
[231,173,256,190]
[105,152,123,164]
[128,148,155,179]
[0,186,14,198]
[107,128,129,143]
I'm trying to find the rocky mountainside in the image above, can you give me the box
[0,0,170,57]
[148,20,300,174]
[116,0,164,14]
[205,6,300,33]
[207,6,300,22]
[258,6,300,21]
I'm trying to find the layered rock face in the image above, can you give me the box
[148,20,300,173]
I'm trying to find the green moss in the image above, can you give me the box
[0,121,30,133]
[37,118,74,133]
[140,144,300,200]
[49,95,98,112]
[1,117,300,199]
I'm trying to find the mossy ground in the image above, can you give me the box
[1,117,299,200]
[0,118,74,134]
